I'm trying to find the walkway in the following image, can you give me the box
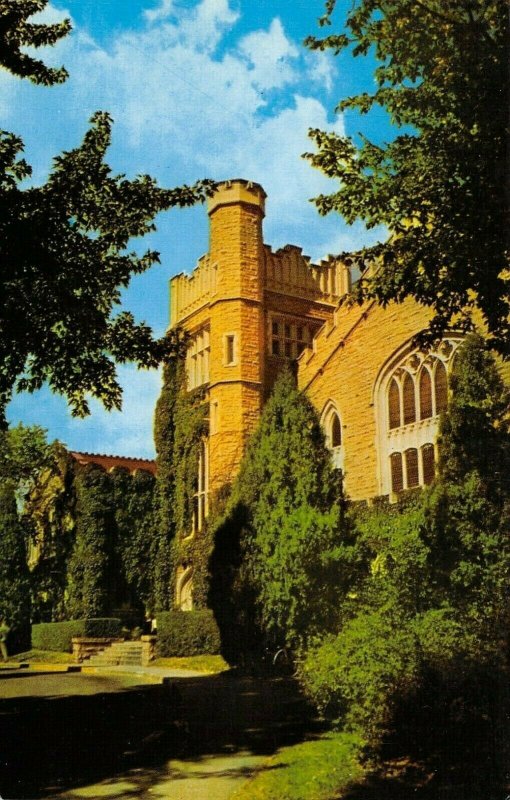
[0,666,321,799]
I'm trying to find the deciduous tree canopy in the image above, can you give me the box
[306,0,509,354]
[0,0,213,425]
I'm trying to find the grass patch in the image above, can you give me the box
[231,731,365,800]
[151,654,230,673]
[7,649,75,664]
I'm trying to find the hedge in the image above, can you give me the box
[157,610,221,657]
[32,618,121,652]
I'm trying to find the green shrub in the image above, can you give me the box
[32,617,121,652]
[157,610,220,657]
[32,620,86,652]
[300,612,421,744]
[84,618,121,638]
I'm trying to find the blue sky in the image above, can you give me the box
[6,0,387,457]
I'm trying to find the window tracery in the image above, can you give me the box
[375,337,462,496]
[269,315,321,359]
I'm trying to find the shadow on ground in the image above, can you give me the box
[0,670,322,799]
[337,673,510,800]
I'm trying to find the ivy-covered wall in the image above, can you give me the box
[153,354,210,610]
[27,456,158,622]
[26,445,76,622]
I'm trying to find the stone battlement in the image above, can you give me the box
[264,245,351,304]
[170,254,216,326]
[170,245,352,326]
[170,179,353,326]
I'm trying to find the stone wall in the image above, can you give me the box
[299,297,435,500]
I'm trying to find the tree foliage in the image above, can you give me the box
[0,1,214,424]
[424,334,510,656]
[24,445,76,622]
[0,0,71,85]
[0,423,63,624]
[0,480,31,649]
[152,354,209,612]
[306,0,509,354]
[300,335,510,751]
[65,464,113,619]
[210,371,353,657]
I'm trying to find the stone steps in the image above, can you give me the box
[86,640,144,667]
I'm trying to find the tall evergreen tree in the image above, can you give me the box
[0,481,31,650]
[424,334,510,655]
[211,371,354,656]
[302,334,510,755]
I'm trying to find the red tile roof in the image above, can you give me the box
[70,451,157,475]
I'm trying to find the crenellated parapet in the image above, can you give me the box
[170,254,217,326]
[170,241,353,328]
[263,245,351,305]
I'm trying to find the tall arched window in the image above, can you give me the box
[388,379,401,429]
[421,443,435,485]
[435,360,448,413]
[331,413,342,448]
[390,452,404,493]
[405,448,419,488]
[402,372,416,425]
[321,402,344,471]
[192,441,208,534]
[419,368,433,419]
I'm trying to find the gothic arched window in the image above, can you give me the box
[435,360,448,413]
[419,368,433,420]
[405,448,419,488]
[331,413,342,448]
[390,452,404,493]
[321,402,344,471]
[388,379,401,429]
[421,443,435,485]
[402,372,416,425]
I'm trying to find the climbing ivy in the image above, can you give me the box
[65,463,114,619]
[25,445,76,622]
[0,480,31,651]
[111,466,158,612]
[153,350,209,610]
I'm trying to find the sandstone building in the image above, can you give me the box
[169,179,466,608]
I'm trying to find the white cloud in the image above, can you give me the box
[144,0,175,24]
[87,367,161,457]
[66,366,163,458]
[41,0,345,225]
[238,18,298,90]
[142,0,239,50]
[7,0,376,455]
[305,50,336,92]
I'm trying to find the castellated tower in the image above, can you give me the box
[170,179,350,524]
